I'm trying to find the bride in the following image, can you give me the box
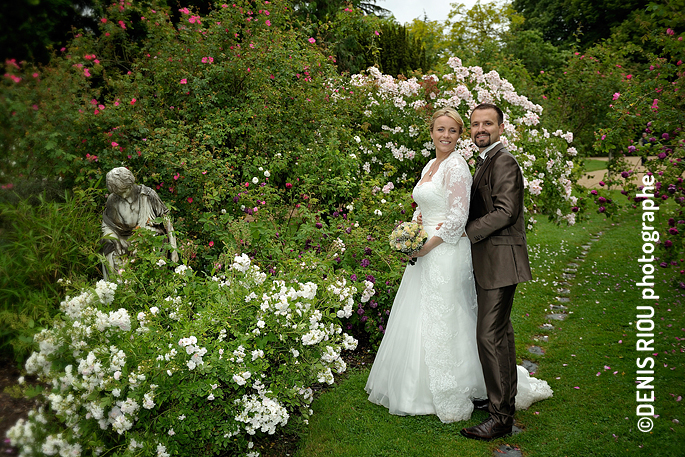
[364,107,552,424]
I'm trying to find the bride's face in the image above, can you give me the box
[430,116,461,156]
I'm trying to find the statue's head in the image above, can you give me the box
[106,167,136,197]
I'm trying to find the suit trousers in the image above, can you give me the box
[475,283,518,426]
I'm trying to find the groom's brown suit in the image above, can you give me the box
[465,143,532,426]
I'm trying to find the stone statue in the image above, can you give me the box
[101,167,179,279]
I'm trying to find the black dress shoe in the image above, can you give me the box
[472,399,489,412]
[460,416,512,441]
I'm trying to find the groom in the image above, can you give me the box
[461,103,532,441]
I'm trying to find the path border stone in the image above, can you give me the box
[495,444,523,456]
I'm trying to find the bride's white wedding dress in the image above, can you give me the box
[365,152,553,423]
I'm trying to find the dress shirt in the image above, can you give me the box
[478,140,501,161]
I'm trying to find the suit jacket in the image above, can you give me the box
[466,143,532,290]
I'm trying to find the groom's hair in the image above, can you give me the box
[471,103,504,126]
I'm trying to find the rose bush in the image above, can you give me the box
[341,58,581,228]
[8,228,358,457]
[592,26,685,278]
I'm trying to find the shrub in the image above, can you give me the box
[7,229,359,457]
[594,26,685,277]
[342,58,581,227]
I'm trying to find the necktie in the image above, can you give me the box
[475,155,485,171]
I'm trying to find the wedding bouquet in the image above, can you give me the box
[389,221,428,263]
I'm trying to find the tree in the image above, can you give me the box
[445,0,524,57]
[502,28,569,75]
[0,0,100,64]
[291,0,389,22]
[378,22,428,76]
[526,0,685,155]
[312,6,431,76]
[536,41,639,155]
[592,24,685,274]
[407,14,446,69]
[511,0,652,50]
[0,0,227,65]
[609,0,685,58]
[314,5,383,74]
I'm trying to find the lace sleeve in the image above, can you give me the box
[412,159,434,222]
[440,156,472,244]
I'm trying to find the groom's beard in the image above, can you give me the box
[473,132,492,148]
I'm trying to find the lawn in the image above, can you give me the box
[584,159,609,172]
[293,206,685,456]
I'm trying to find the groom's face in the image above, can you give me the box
[470,109,504,151]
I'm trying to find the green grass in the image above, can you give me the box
[584,159,608,172]
[294,208,685,456]
[0,190,103,361]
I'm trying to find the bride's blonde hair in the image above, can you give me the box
[429,107,464,136]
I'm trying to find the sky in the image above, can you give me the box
[378,0,479,25]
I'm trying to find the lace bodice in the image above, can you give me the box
[413,153,472,244]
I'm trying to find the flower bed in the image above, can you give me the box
[8,231,358,457]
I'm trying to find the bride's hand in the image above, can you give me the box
[413,230,445,259]
[412,244,429,258]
